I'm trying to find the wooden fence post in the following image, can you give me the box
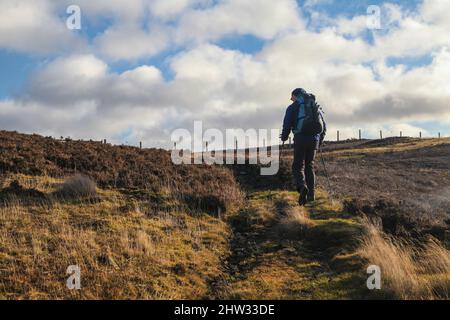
[359,129,362,140]
[337,130,340,142]
[380,131,383,140]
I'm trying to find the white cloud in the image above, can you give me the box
[1,55,169,145]
[148,0,208,20]
[371,1,450,58]
[55,0,304,61]
[420,0,450,28]
[26,55,109,106]
[175,0,304,43]
[94,24,171,61]
[335,15,368,37]
[0,0,85,54]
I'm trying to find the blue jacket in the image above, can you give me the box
[281,96,324,143]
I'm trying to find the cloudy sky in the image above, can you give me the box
[0,0,449,147]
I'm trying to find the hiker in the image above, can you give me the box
[281,88,326,206]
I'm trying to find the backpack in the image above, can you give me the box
[292,93,324,136]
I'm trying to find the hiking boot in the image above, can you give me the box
[298,186,309,206]
[307,192,315,203]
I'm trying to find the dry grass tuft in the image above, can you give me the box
[359,217,450,299]
[277,207,316,240]
[57,175,97,199]
[422,240,450,273]
[134,230,156,256]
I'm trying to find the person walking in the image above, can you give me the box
[281,88,326,205]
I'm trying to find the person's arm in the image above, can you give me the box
[281,105,293,142]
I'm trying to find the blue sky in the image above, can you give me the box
[0,0,449,145]
[0,51,37,98]
[300,0,422,16]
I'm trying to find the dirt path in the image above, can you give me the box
[209,190,383,300]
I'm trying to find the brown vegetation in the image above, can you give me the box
[0,130,243,213]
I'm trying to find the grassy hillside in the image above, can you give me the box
[0,174,232,299]
[0,131,449,299]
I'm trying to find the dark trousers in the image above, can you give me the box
[292,137,319,194]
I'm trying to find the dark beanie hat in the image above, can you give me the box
[292,88,307,97]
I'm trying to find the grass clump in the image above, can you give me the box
[276,206,316,240]
[56,175,97,199]
[359,218,450,299]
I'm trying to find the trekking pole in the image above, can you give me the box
[318,144,334,203]
[279,140,285,169]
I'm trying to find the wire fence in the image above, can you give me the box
[55,129,447,151]
[330,129,444,143]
